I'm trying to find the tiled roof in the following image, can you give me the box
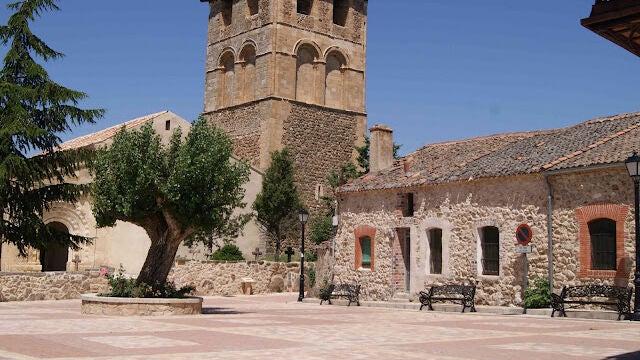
[57,111,169,151]
[340,111,640,193]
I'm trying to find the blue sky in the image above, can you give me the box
[2,1,639,155]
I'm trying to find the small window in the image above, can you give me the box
[247,0,258,15]
[428,228,442,274]
[481,226,499,276]
[402,193,414,217]
[221,0,233,26]
[360,236,371,269]
[297,0,312,15]
[589,218,616,270]
[165,120,171,131]
[314,184,323,200]
[333,0,348,26]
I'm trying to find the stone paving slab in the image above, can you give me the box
[0,293,638,359]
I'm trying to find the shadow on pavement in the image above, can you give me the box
[604,351,640,359]
[201,307,250,315]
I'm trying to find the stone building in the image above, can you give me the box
[199,0,368,211]
[332,112,640,306]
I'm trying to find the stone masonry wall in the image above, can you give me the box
[206,101,268,168]
[169,260,313,296]
[0,261,314,302]
[0,271,109,302]
[284,102,366,212]
[333,168,636,307]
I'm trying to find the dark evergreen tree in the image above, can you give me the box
[252,148,302,261]
[0,0,104,255]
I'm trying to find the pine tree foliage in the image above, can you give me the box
[91,118,250,287]
[0,0,104,255]
[252,148,302,261]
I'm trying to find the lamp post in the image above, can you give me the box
[625,151,640,321]
[298,209,309,302]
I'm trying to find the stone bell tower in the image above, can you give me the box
[199,0,368,210]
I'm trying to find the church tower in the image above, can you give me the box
[199,0,368,210]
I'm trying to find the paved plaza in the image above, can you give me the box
[0,294,639,359]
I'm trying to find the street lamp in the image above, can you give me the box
[625,151,640,321]
[298,209,309,302]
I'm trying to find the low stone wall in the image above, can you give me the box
[0,271,109,302]
[169,260,314,296]
[0,260,314,302]
[80,294,202,316]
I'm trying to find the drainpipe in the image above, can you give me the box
[544,173,554,295]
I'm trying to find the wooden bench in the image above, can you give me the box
[419,284,477,313]
[550,285,632,320]
[320,283,361,306]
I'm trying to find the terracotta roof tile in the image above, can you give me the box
[57,111,169,151]
[340,111,640,193]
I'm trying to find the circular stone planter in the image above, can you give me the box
[80,294,203,316]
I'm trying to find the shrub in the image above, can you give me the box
[318,280,333,301]
[524,277,551,308]
[211,244,245,261]
[99,267,195,298]
[308,267,316,287]
[310,216,334,244]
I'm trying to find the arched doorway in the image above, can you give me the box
[40,222,69,271]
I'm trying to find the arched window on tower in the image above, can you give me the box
[333,0,348,26]
[218,51,236,109]
[239,44,257,103]
[325,51,345,108]
[296,45,317,104]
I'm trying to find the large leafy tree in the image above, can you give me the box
[252,148,302,261]
[91,119,250,286]
[0,0,104,255]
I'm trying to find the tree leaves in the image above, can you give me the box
[0,0,104,255]
[90,117,251,285]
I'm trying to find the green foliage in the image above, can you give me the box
[99,267,195,298]
[211,244,245,261]
[304,251,317,262]
[252,148,302,261]
[524,277,551,308]
[0,0,104,255]
[308,267,316,287]
[91,117,250,287]
[310,215,334,244]
[318,279,332,301]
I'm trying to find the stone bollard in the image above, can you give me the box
[241,277,256,295]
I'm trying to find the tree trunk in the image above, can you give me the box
[275,226,281,262]
[135,214,191,287]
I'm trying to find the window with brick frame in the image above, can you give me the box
[589,218,616,270]
[354,225,376,270]
[297,0,312,15]
[480,226,499,276]
[576,203,628,278]
[397,192,414,217]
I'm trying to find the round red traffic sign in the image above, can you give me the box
[516,224,533,245]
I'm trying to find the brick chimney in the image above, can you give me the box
[369,125,393,172]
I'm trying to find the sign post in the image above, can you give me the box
[516,224,533,314]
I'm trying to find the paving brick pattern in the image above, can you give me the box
[0,293,639,359]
